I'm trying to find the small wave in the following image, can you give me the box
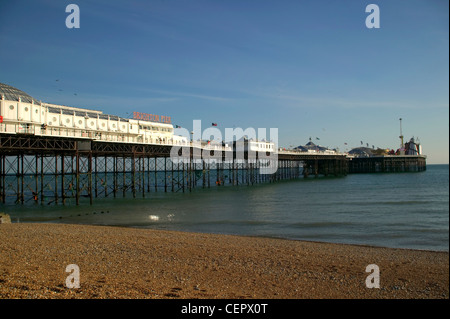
[196,220,277,227]
[336,200,434,206]
[286,221,356,228]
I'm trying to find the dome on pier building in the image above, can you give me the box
[0,82,41,104]
[348,147,374,157]
[294,141,328,152]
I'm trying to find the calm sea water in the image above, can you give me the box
[3,164,448,252]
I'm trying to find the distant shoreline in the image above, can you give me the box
[0,223,448,299]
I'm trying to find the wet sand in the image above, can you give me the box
[0,223,448,299]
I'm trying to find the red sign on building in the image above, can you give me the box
[132,112,171,124]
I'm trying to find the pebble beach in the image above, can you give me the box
[0,223,448,299]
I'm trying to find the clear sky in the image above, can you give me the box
[0,0,448,163]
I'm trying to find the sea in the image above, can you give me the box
[2,164,448,252]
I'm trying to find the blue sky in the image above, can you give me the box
[0,0,448,163]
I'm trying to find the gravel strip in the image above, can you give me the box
[0,223,448,299]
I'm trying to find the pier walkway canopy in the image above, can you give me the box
[0,82,41,104]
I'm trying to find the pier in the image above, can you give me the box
[0,82,427,206]
[348,155,427,173]
[0,134,351,205]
